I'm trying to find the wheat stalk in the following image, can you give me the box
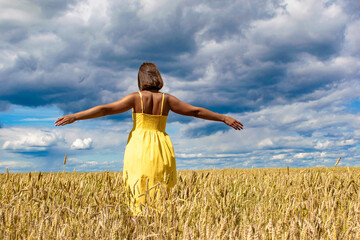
[334,157,341,167]
[63,154,67,173]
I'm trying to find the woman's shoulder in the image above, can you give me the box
[163,93,178,100]
[122,92,140,102]
[126,92,139,98]
[163,92,175,98]
[162,92,175,101]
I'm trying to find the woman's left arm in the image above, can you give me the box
[55,93,135,126]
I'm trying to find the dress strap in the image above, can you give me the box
[160,93,165,115]
[138,91,144,113]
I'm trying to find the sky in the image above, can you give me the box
[0,0,359,173]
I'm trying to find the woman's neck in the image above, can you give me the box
[142,89,159,93]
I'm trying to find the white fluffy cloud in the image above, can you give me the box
[2,130,59,151]
[258,138,275,148]
[70,137,93,150]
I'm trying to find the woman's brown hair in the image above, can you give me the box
[138,62,164,91]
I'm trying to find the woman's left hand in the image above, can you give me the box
[55,114,76,126]
[224,116,244,130]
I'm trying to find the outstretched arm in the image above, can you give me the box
[168,95,243,130]
[55,93,135,126]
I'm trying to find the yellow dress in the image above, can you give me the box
[122,91,177,215]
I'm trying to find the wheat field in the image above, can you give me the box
[1,167,360,239]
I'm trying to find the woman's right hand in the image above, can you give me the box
[224,116,243,130]
[55,114,76,126]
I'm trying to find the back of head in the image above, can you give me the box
[138,62,164,91]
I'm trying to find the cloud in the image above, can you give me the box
[294,152,327,159]
[314,140,331,150]
[0,0,359,171]
[338,139,356,146]
[2,130,59,152]
[65,158,121,172]
[0,0,357,118]
[22,117,57,122]
[0,123,131,158]
[177,153,204,158]
[271,154,286,160]
[181,120,229,138]
[258,138,275,148]
[171,79,360,168]
[0,161,33,169]
[247,0,347,61]
[64,157,83,166]
[70,137,93,150]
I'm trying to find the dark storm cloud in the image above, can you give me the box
[0,0,359,125]
[182,122,229,138]
[32,0,79,18]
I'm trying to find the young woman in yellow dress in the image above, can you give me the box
[55,62,243,215]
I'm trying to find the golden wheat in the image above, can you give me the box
[0,167,360,239]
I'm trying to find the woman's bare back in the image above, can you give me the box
[133,91,170,116]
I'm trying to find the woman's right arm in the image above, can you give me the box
[168,95,243,130]
[55,93,136,126]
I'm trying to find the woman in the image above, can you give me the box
[55,62,243,215]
